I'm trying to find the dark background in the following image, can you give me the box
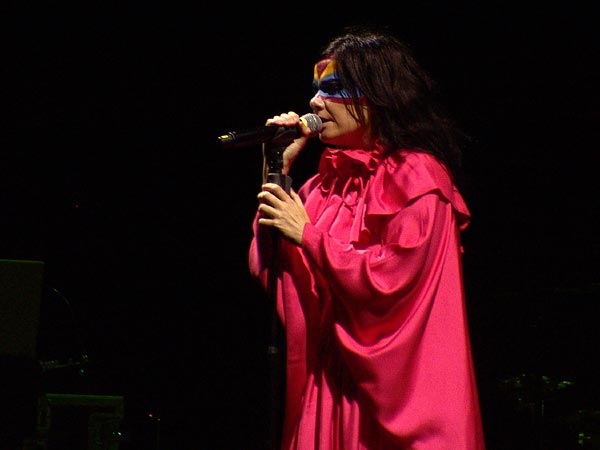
[4,2,599,449]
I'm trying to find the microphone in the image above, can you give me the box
[217,113,323,150]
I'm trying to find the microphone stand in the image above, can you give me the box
[262,143,291,450]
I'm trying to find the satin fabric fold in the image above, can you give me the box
[249,147,485,450]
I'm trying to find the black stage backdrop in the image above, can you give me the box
[4,2,599,449]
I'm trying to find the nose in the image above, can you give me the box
[310,92,325,109]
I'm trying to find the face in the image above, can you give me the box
[310,58,369,148]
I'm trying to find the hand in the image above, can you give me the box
[265,111,315,174]
[257,183,310,246]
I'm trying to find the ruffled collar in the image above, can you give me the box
[318,146,383,180]
[312,146,471,239]
[313,146,384,219]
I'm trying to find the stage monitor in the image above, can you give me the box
[0,259,45,359]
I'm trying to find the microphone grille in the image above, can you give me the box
[300,113,323,133]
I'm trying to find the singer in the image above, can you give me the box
[248,26,486,450]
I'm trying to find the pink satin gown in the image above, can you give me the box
[249,147,486,450]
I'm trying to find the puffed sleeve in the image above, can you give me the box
[301,191,452,344]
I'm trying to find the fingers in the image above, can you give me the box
[289,188,303,206]
[257,189,285,224]
[257,203,277,220]
[260,183,288,199]
[257,190,280,207]
[258,185,299,205]
[257,183,290,218]
[265,111,300,127]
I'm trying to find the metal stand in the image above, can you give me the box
[263,144,291,450]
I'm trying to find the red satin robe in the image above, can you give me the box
[249,147,485,450]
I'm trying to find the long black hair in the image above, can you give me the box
[322,26,466,180]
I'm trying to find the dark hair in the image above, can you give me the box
[321,26,465,178]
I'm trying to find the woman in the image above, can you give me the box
[249,26,486,450]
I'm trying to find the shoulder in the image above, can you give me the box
[367,150,470,226]
[374,150,453,203]
[388,150,451,184]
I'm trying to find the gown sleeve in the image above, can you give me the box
[301,191,454,344]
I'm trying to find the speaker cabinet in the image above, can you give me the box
[34,393,124,450]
